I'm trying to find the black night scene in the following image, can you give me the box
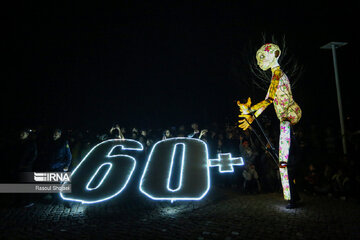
[1,1,359,239]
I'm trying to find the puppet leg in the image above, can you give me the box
[279,121,291,200]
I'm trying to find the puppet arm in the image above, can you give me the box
[238,70,280,130]
[250,69,281,118]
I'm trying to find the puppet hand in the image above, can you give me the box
[238,114,254,130]
[237,97,252,115]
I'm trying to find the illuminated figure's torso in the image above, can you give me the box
[268,68,302,125]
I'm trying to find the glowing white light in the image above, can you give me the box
[139,138,210,201]
[167,143,185,192]
[60,139,143,204]
[209,153,244,173]
[85,163,112,191]
[61,138,243,204]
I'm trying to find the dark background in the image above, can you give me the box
[3,1,359,132]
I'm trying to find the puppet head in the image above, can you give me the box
[256,43,281,71]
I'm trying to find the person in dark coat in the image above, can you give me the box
[41,129,72,207]
[17,129,38,173]
[13,129,38,207]
[188,123,200,138]
[48,129,72,172]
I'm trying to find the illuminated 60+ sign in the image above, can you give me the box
[60,138,244,204]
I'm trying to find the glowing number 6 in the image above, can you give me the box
[60,139,143,204]
[139,138,210,201]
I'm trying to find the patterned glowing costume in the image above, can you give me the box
[237,43,301,200]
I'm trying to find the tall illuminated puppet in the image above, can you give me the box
[237,43,301,200]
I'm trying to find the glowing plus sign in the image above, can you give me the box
[209,153,244,173]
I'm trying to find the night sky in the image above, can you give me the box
[4,1,359,132]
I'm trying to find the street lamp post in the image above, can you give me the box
[321,42,348,155]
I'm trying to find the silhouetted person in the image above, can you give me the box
[188,123,200,138]
[242,163,260,193]
[16,129,37,173]
[110,125,125,140]
[162,129,173,140]
[14,129,37,208]
[48,129,72,172]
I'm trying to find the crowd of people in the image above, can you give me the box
[2,117,360,206]
[303,158,360,200]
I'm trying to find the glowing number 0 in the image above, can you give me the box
[139,138,210,201]
[60,139,143,204]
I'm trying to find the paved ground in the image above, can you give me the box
[0,188,359,240]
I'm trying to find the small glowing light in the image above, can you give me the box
[209,153,244,173]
